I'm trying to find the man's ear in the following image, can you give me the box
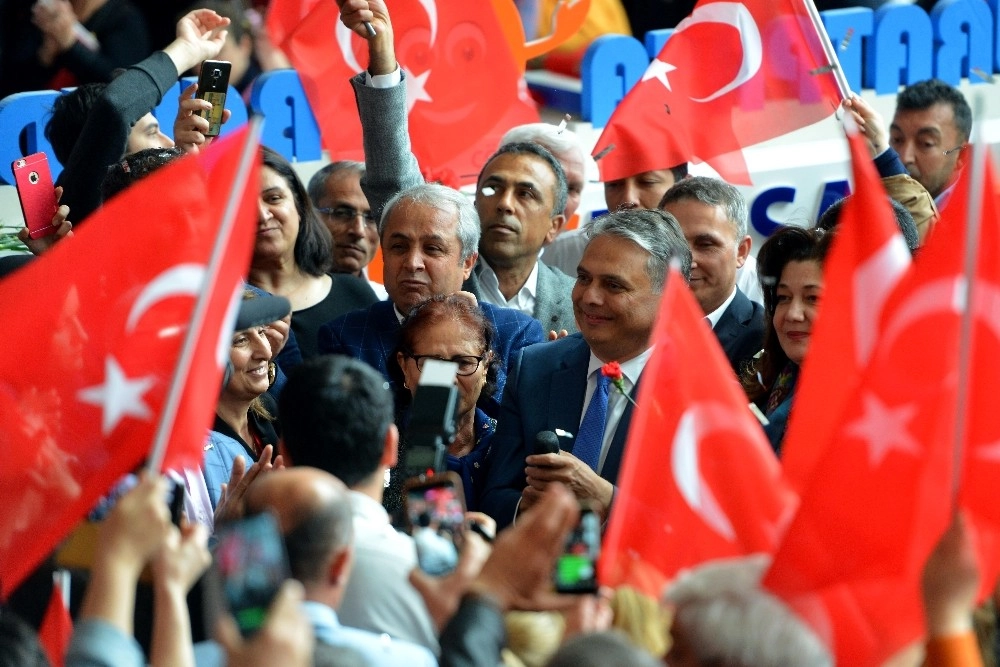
[327,547,352,587]
[735,235,752,269]
[381,423,399,468]
[546,214,566,244]
[461,251,478,280]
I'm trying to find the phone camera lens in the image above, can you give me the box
[212,69,221,79]
[15,159,25,168]
[28,171,39,184]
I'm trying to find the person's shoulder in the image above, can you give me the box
[539,260,576,286]
[480,302,544,336]
[335,625,436,664]
[323,301,392,331]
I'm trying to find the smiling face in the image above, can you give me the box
[573,234,660,363]
[890,102,964,199]
[316,169,378,275]
[603,169,677,212]
[381,199,477,313]
[663,198,750,315]
[396,318,492,418]
[256,166,300,264]
[227,325,273,402]
[476,152,563,268]
[773,259,824,365]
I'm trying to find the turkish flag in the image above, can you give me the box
[593,0,843,184]
[781,123,912,493]
[0,127,260,598]
[764,149,1000,665]
[38,579,72,667]
[267,0,537,182]
[599,267,795,598]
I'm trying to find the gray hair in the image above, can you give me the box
[381,183,481,262]
[306,160,366,206]
[586,209,692,292]
[666,555,832,667]
[500,122,585,163]
[659,175,749,239]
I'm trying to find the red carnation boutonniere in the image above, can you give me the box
[601,362,637,407]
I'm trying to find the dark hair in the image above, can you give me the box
[547,631,661,667]
[261,146,333,276]
[816,196,919,254]
[391,295,501,401]
[741,226,833,402]
[45,83,109,165]
[282,499,353,583]
[896,78,972,143]
[587,208,692,290]
[479,141,568,217]
[670,163,689,183]
[0,607,49,667]
[100,147,185,202]
[279,355,393,487]
[659,175,748,238]
[306,160,366,206]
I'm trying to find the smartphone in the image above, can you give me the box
[206,512,289,636]
[404,472,466,576]
[554,504,601,594]
[12,153,57,239]
[195,60,231,137]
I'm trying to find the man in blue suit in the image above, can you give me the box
[316,182,544,413]
[479,209,692,528]
[659,176,764,375]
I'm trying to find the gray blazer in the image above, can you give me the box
[463,260,578,334]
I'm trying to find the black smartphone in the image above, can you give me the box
[195,60,231,137]
[404,472,466,576]
[554,504,601,594]
[205,512,289,636]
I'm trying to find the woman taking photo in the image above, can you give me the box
[250,147,377,359]
[390,294,500,512]
[742,226,832,455]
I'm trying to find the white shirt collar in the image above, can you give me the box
[475,259,539,315]
[586,347,654,386]
[705,286,738,329]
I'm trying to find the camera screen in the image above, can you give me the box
[406,482,464,575]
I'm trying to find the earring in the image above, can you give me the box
[268,362,277,387]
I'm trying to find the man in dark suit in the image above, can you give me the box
[659,176,764,374]
[338,4,576,336]
[316,183,544,413]
[479,209,692,528]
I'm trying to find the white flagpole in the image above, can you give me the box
[800,0,851,102]
[950,94,987,500]
[146,117,264,474]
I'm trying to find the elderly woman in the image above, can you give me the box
[742,226,832,455]
[203,291,290,509]
[390,294,500,512]
[250,147,377,359]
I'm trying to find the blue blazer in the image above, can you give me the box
[202,430,252,509]
[479,334,638,528]
[316,300,545,414]
[714,287,764,374]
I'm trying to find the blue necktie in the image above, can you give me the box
[574,373,610,471]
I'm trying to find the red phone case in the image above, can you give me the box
[12,153,57,240]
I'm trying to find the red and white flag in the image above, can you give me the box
[781,121,912,492]
[765,149,1000,666]
[593,0,843,184]
[0,127,260,597]
[38,573,72,667]
[599,266,795,598]
[267,0,538,181]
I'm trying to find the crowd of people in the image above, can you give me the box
[1,0,993,665]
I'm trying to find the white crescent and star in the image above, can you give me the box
[335,0,439,109]
[77,356,155,436]
[644,1,762,103]
[852,235,911,366]
[671,402,740,541]
[844,390,921,467]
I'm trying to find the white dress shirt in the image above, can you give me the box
[581,348,654,473]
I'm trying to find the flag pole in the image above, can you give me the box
[950,94,987,502]
[800,0,851,102]
[145,118,263,475]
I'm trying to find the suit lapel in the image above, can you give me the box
[554,336,591,454]
[374,302,402,373]
[600,373,642,483]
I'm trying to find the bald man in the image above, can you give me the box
[238,467,436,666]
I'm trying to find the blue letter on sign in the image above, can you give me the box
[865,3,933,94]
[581,34,650,127]
[932,0,994,86]
[249,70,321,162]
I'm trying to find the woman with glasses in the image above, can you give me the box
[391,294,500,511]
[251,148,378,360]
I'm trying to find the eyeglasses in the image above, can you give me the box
[317,205,378,226]
[405,354,486,376]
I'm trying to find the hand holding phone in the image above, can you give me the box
[195,60,231,137]
[553,503,601,594]
[12,153,58,239]
[405,472,466,575]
